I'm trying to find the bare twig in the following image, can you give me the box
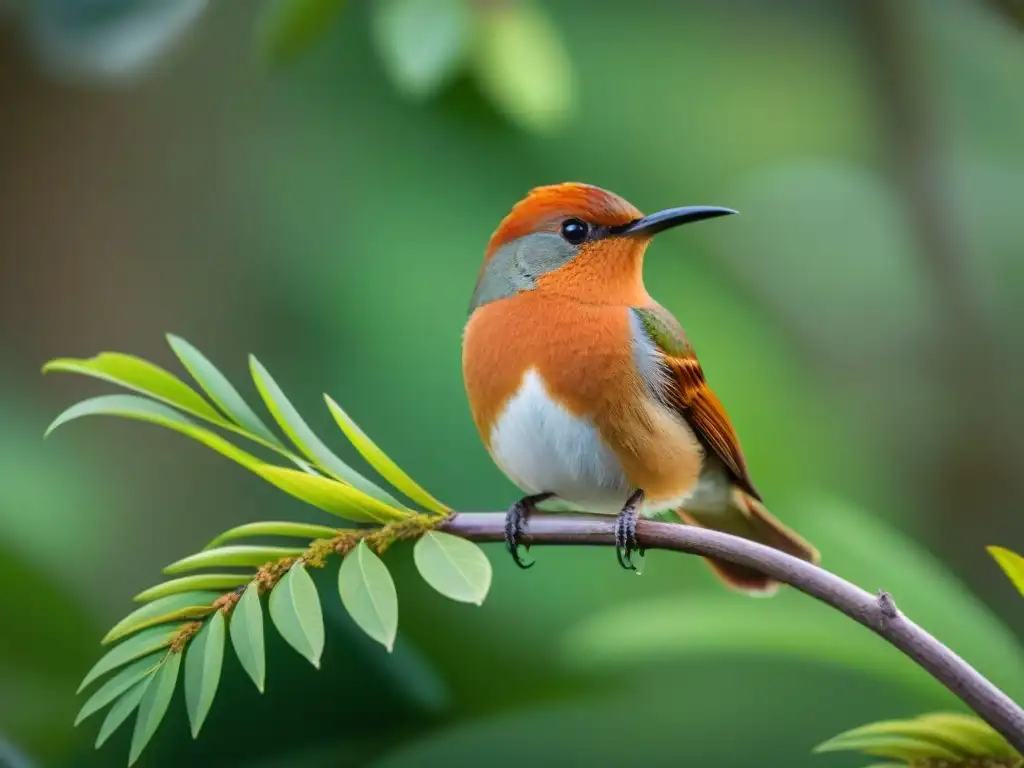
[441,512,1024,751]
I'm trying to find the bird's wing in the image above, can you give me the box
[631,305,761,500]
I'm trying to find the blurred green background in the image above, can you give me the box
[2,0,1024,766]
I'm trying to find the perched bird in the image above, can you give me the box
[461,182,820,594]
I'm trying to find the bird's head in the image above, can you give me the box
[469,182,736,311]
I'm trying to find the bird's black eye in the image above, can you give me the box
[560,218,589,245]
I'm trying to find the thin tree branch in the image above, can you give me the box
[440,512,1024,752]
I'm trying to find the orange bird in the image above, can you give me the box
[461,182,819,594]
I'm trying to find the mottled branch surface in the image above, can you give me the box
[441,512,1024,751]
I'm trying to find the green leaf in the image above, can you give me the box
[44,394,265,470]
[134,574,253,602]
[184,610,225,738]
[95,678,151,749]
[371,0,471,99]
[252,465,407,524]
[813,712,1019,760]
[166,334,284,448]
[269,562,325,667]
[472,0,573,134]
[43,352,224,424]
[129,651,182,765]
[164,545,306,574]
[917,713,1021,757]
[75,652,162,726]
[230,584,266,692]
[79,624,184,693]
[203,521,340,550]
[989,546,1024,597]
[413,531,491,605]
[102,591,220,644]
[249,356,403,507]
[325,395,449,514]
[815,734,963,761]
[48,391,407,525]
[255,0,347,66]
[338,541,398,651]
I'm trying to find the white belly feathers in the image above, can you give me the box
[488,368,632,513]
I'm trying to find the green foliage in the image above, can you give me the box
[269,562,325,667]
[813,712,1022,765]
[230,584,267,693]
[255,0,348,66]
[371,0,471,100]
[184,611,225,738]
[339,541,399,652]
[472,0,573,134]
[101,591,220,644]
[989,546,1024,597]
[129,651,181,765]
[413,530,492,605]
[250,0,575,134]
[44,335,493,764]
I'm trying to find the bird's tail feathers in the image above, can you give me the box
[673,489,819,596]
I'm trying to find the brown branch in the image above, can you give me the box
[440,512,1024,752]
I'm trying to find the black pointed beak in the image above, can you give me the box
[617,206,737,237]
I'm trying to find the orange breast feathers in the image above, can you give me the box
[462,293,703,505]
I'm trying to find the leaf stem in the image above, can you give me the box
[440,512,1024,752]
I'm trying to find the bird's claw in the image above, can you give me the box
[504,493,552,569]
[615,490,645,572]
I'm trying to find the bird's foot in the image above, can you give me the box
[615,490,646,571]
[505,493,553,569]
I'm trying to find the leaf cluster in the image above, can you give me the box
[257,0,574,133]
[44,335,492,765]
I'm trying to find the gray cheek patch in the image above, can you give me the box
[469,232,577,313]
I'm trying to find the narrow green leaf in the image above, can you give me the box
[338,541,398,651]
[102,591,220,644]
[129,651,182,765]
[166,334,284,448]
[95,678,151,749]
[371,0,470,99]
[184,610,225,738]
[75,652,162,726]
[814,733,963,761]
[814,712,1018,760]
[79,624,184,693]
[256,0,347,65]
[43,352,224,424]
[134,574,252,603]
[252,465,407,524]
[164,546,305,575]
[269,562,325,667]
[203,521,340,550]
[472,0,573,134]
[249,356,403,507]
[44,394,265,469]
[989,546,1024,597]
[917,713,1020,757]
[325,395,449,514]
[230,584,265,692]
[413,531,491,605]
[48,391,407,527]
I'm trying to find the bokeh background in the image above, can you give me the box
[2,0,1024,766]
